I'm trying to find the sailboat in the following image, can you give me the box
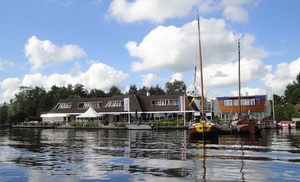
[230,39,260,135]
[188,16,220,138]
[126,108,153,130]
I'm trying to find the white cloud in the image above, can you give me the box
[0,62,129,103]
[25,36,86,72]
[141,73,167,87]
[126,16,273,99]
[108,0,198,23]
[108,0,256,24]
[171,73,184,82]
[223,6,248,23]
[127,17,267,74]
[0,78,21,103]
[0,59,15,71]
[263,57,300,95]
[231,87,267,97]
[195,57,270,94]
[127,24,196,72]
[221,0,256,23]
[197,0,256,23]
[197,0,221,14]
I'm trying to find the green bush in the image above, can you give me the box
[68,119,185,128]
[145,119,184,126]
[113,121,127,127]
[68,121,100,127]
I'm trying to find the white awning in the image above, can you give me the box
[40,113,69,118]
[76,107,101,118]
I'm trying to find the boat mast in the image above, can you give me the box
[238,38,242,116]
[197,15,205,117]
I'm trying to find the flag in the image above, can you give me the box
[188,97,195,107]
[178,96,185,111]
[193,66,197,84]
[124,98,129,111]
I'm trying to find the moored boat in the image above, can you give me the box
[188,16,220,138]
[126,123,153,130]
[126,107,153,130]
[229,39,261,135]
[188,117,220,138]
[278,120,296,129]
[230,116,260,135]
[260,116,277,129]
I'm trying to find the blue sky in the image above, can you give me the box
[0,0,299,103]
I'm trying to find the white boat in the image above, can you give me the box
[278,120,296,128]
[126,123,153,130]
[126,107,154,130]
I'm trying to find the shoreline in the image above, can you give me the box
[9,124,282,135]
[11,124,188,130]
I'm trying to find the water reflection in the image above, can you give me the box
[0,128,299,181]
[187,132,282,181]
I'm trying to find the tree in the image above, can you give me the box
[126,84,138,95]
[284,103,298,120]
[9,86,47,122]
[107,85,123,97]
[73,83,88,98]
[138,86,149,96]
[89,89,107,98]
[165,80,186,95]
[0,102,9,124]
[284,71,300,104]
[148,84,165,95]
[273,94,284,105]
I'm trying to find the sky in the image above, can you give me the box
[0,0,300,103]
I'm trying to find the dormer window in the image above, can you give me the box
[78,102,101,109]
[54,103,72,109]
[151,99,178,106]
[105,100,123,107]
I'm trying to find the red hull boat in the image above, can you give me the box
[230,118,260,135]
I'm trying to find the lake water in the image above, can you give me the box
[0,127,299,182]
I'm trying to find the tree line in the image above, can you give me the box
[0,72,299,125]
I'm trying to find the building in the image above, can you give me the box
[41,94,196,124]
[213,95,271,121]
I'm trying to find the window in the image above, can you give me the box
[241,99,248,106]
[151,99,178,106]
[169,99,178,106]
[54,103,72,109]
[105,100,123,107]
[224,100,232,106]
[78,102,101,109]
[233,100,239,106]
